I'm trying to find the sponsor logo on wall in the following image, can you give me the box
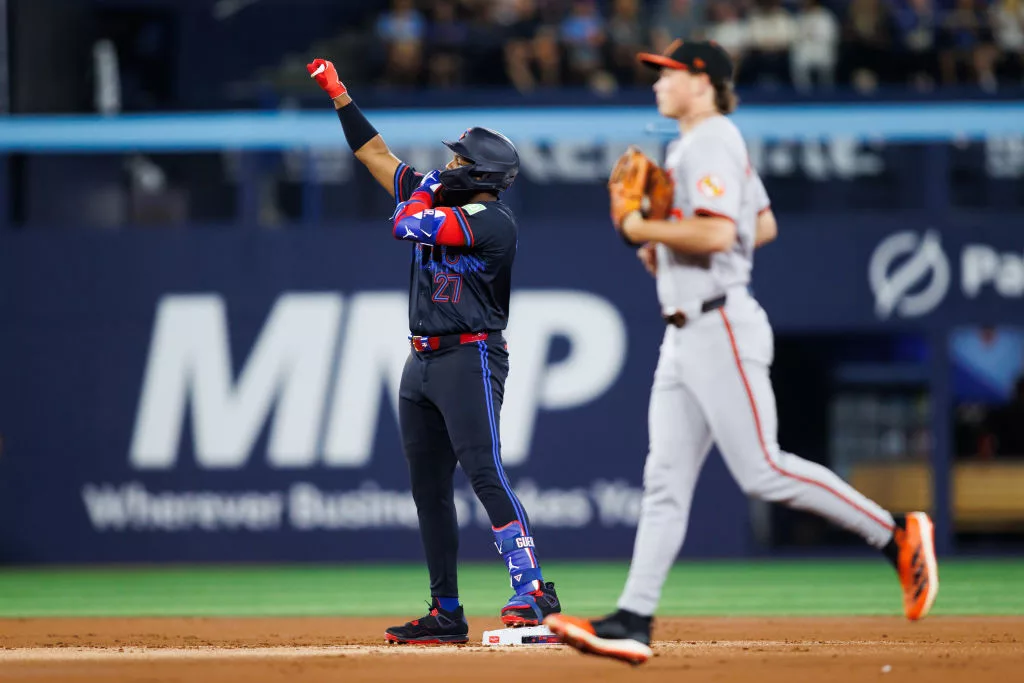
[869,230,951,319]
[869,230,1024,319]
[81,479,644,533]
[83,290,643,532]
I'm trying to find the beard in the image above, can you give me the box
[436,188,484,207]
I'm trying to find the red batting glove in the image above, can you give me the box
[306,58,347,99]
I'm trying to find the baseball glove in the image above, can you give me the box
[645,163,673,221]
[608,146,674,243]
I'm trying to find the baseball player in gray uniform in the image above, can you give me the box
[545,40,939,665]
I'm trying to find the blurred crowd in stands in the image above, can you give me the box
[977,376,1024,458]
[953,326,1024,461]
[358,0,1024,93]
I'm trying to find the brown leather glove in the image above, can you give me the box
[608,146,674,244]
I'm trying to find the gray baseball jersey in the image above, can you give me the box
[617,115,896,617]
[656,115,770,315]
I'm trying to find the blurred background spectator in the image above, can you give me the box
[951,327,1024,460]
[375,0,427,88]
[791,0,840,90]
[503,0,562,92]
[992,0,1024,83]
[938,0,997,90]
[464,0,508,88]
[842,0,895,92]
[705,1,749,69]
[607,0,651,86]
[743,0,797,87]
[559,0,611,88]
[426,0,469,89]
[982,376,1024,459]
[651,0,707,54]
[892,0,939,90]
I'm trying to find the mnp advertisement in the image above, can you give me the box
[0,214,1019,562]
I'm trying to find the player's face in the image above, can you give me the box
[445,154,472,170]
[653,68,705,118]
[653,68,690,118]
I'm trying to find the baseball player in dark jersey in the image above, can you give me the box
[308,58,560,644]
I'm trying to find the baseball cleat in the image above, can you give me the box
[544,610,653,665]
[384,599,469,644]
[894,511,939,621]
[501,581,561,627]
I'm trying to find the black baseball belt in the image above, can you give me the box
[662,294,727,328]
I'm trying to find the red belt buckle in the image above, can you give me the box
[458,332,488,345]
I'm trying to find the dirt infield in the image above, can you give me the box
[1,616,1021,682]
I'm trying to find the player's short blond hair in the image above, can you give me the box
[713,80,738,115]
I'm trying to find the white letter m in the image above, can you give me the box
[129,293,342,470]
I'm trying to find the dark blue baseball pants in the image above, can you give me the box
[398,335,532,598]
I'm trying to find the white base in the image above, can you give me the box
[481,625,562,646]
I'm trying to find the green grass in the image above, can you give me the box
[0,559,1019,618]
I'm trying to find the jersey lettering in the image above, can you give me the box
[392,162,518,336]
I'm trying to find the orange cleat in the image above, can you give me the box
[544,612,652,665]
[895,512,939,621]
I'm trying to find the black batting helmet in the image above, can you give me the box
[439,127,520,193]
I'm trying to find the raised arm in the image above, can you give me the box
[307,58,402,198]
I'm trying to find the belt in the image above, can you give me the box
[662,295,727,328]
[410,331,492,352]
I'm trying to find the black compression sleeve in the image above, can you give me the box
[336,102,379,152]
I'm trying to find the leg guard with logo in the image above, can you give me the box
[492,521,543,594]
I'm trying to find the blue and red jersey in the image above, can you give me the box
[392,162,518,337]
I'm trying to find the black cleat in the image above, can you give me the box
[545,609,653,665]
[384,598,469,644]
[500,581,561,627]
[591,609,653,645]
